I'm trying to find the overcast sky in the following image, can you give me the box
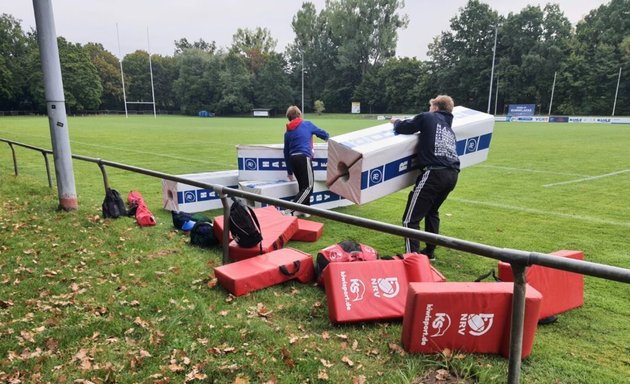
[1,0,609,59]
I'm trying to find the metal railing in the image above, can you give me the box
[2,137,630,383]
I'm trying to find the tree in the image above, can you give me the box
[252,53,293,112]
[84,43,123,110]
[216,53,253,114]
[173,49,221,115]
[0,14,30,110]
[563,0,629,115]
[174,38,216,55]
[122,50,154,110]
[314,100,325,114]
[288,0,408,112]
[427,0,499,111]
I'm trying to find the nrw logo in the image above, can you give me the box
[244,158,257,170]
[371,277,400,298]
[431,312,451,337]
[184,191,197,203]
[458,313,494,336]
[349,278,366,302]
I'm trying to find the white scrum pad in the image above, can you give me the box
[238,180,353,210]
[162,170,239,212]
[236,143,328,181]
[326,106,494,205]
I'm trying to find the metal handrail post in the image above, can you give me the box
[507,263,527,383]
[9,143,18,176]
[42,152,52,188]
[96,160,110,191]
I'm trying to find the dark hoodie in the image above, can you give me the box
[393,110,460,171]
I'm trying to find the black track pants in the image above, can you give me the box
[289,154,313,206]
[402,168,458,253]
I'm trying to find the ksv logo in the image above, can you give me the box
[458,313,494,336]
[184,191,197,203]
[244,158,257,170]
[371,277,400,298]
[349,278,366,301]
[370,168,383,185]
[431,312,451,337]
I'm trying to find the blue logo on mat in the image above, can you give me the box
[244,158,257,170]
[184,191,196,203]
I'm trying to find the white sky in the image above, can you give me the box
[1,0,608,59]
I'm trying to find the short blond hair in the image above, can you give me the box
[286,105,302,121]
[430,95,454,113]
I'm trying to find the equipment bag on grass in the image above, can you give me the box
[190,221,218,247]
[229,197,263,251]
[315,240,378,285]
[102,188,127,219]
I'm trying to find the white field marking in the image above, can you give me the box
[0,131,232,167]
[451,197,630,228]
[477,164,586,177]
[542,169,630,188]
[70,139,231,166]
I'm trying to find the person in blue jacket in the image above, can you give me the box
[284,105,329,217]
[390,95,460,260]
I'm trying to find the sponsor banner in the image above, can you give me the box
[508,104,536,116]
[569,116,630,124]
[509,116,549,123]
[549,116,569,123]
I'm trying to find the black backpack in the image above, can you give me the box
[190,221,218,247]
[229,197,263,251]
[102,188,127,219]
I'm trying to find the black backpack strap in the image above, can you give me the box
[279,260,302,276]
[243,204,264,254]
[474,269,502,282]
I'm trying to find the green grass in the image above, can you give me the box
[0,115,629,383]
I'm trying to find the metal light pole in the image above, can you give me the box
[302,52,304,114]
[612,67,622,116]
[487,24,498,114]
[494,73,499,115]
[548,71,557,116]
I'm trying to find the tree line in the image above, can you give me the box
[0,0,628,116]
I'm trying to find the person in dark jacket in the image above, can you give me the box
[390,95,460,260]
[284,105,329,217]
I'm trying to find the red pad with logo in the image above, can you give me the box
[497,250,584,319]
[291,219,324,242]
[213,207,299,262]
[322,253,445,324]
[214,248,314,296]
[401,282,542,358]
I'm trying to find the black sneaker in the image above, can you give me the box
[419,248,436,261]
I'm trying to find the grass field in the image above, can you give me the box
[0,115,629,383]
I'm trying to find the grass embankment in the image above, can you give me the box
[0,115,628,383]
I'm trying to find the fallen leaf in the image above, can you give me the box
[341,355,354,367]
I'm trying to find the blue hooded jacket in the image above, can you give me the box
[283,118,329,176]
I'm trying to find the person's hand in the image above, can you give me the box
[288,174,295,181]
[390,117,398,125]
